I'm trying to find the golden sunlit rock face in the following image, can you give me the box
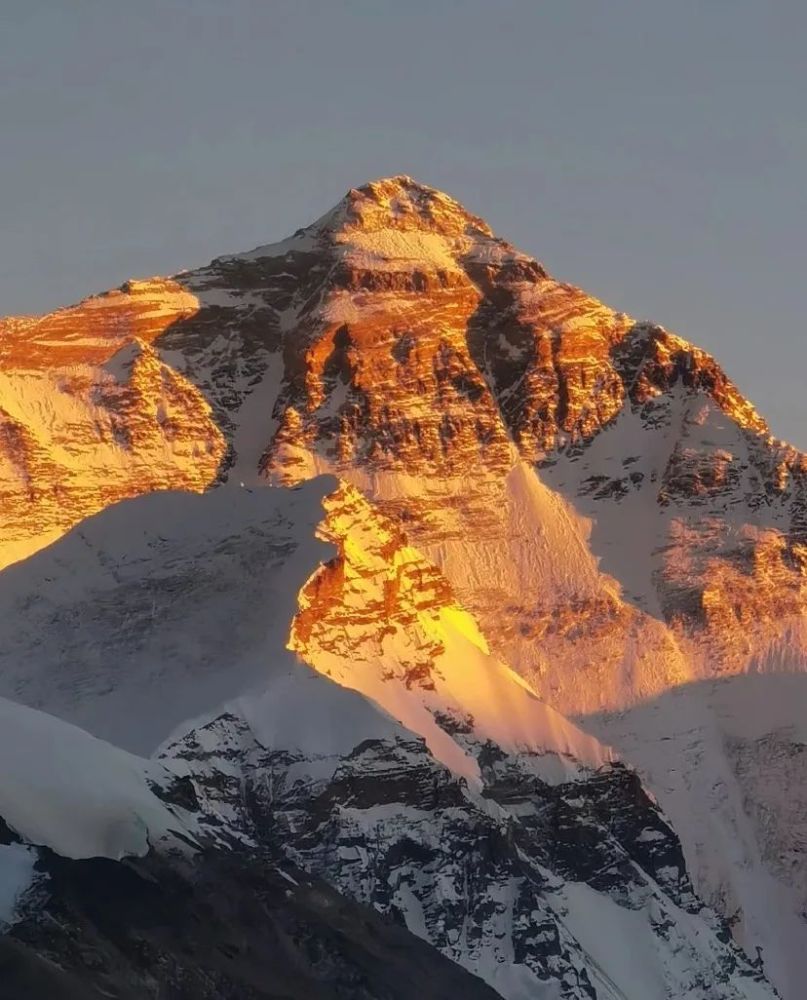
[288,480,612,786]
[0,279,225,567]
[2,175,807,712]
[291,482,456,686]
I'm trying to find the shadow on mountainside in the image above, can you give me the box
[575,671,807,1000]
[1,851,502,1000]
[0,478,334,754]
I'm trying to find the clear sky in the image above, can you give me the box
[2,1,805,446]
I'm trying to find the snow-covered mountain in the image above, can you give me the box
[0,699,503,1000]
[0,174,804,997]
[0,483,776,999]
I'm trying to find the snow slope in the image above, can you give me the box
[0,697,194,861]
[586,675,807,1000]
[0,469,613,787]
[0,478,333,753]
[0,468,779,998]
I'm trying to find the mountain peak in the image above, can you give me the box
[338,174,495,239]
[225,174,526,270]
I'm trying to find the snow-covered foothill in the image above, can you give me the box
[0,697,194,861]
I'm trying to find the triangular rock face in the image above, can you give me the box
[1,175,806,996]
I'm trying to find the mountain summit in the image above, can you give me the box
[228,175,511,255]
[0,177,806,997]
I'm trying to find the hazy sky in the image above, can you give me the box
[2,1,806,445]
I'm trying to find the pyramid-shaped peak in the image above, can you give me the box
[222,175,522,265]
[334,175,495,239]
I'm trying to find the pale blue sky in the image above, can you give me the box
[2,1,805,445]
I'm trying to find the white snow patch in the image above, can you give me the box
[0,698,194,860]
[554,881,665,999]
[220,230,321,262]
[0,843,37,927]
[233,665,406,761]
[228,353,284,486]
